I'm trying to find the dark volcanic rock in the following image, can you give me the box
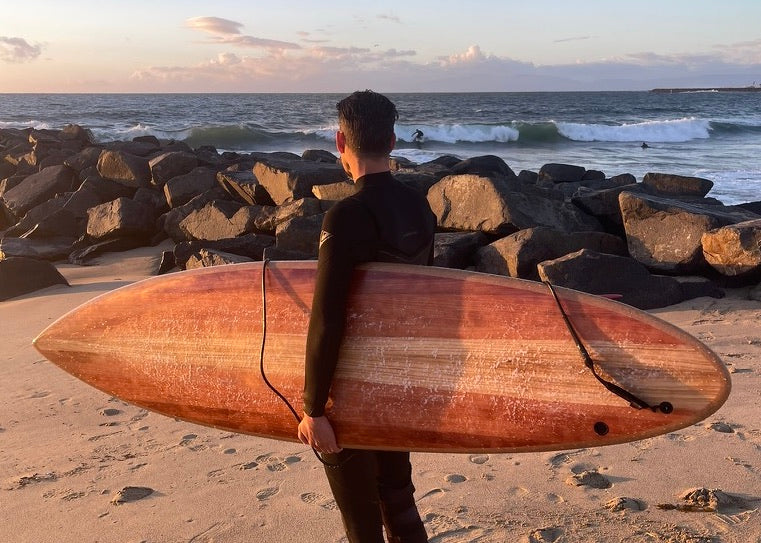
[0,257,69,301]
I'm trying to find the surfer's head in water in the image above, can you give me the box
[335,90,397,179]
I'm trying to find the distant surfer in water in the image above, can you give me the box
[641,142,650,149]
[298,90,434,542]
[411,128,424,143]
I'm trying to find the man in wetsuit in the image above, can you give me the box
[297,90,435,543]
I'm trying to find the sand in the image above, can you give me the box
[1,243,760,542]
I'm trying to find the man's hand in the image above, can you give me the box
[298,414,343,454]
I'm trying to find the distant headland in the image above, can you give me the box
[651,85,761,93]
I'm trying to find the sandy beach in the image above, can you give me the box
[2,243,760,543]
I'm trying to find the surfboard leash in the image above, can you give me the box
[543,281,673,416]
[258,259,344,468]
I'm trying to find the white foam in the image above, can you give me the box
[555,118,712,143]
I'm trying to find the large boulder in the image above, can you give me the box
[253,159,348,205]
[1,165,76,219]
[97,150,151,188]
[427,174,601,235]
[433,231,489,269]
[311,181,358,201]
[63,146,103,173]
[185,248,255,269]
[537,249,687,310]
[0,236,76,261]
[274,214,324,257]
[216,169,275,205]
[475,226,628,280]
[149,152,198,187]
[86,197,158,242]
[619,191,760,273]
[702,219,761,277]
[449,155,516,179]
[163,167,218,208]
[159,186,230,242]
[173,233,275,269]
[0,257,69,301]
[537,163,586,183]
[642,172,713,198]
[178,200,245,241]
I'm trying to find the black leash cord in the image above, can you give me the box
[543,281,673,414]
[258,259,342,467]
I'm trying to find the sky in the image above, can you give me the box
[2,0,761,93]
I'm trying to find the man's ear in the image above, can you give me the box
[336,131,346,154]
[389,133,396,152]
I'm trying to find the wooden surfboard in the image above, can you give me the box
[33,261,730,453]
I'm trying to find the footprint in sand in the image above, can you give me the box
[257,454,301,472]
[256,486,280,501]
[527,527,563,543]
[445,474,466,484]
[301,492,337,510]
[604,496,646,512]
[707,421,734,433]
[469,454,489,465]
[100,408,122,416]
[29,391,50,399]
[565,470,611,489]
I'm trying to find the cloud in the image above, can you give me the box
[377,13,402,24]
[185,16,300,51]
[186,16,243,36]
[0,36,42,63]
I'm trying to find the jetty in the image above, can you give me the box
[651,85,761,93]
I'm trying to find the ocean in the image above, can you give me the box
[1,92,760,204]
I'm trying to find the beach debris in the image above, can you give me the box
[707,421,734,433]
[565,469,612,489]
[111,486,154,505]
[657,487,757,513]
[604,496,646,512]
[7,472,58,490]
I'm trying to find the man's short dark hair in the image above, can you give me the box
[336,90,398,157]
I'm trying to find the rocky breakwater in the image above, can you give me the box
[1,125,760,306]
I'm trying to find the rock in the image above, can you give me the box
[274,214,324,257]
[394,172,441,195]
[78,174,137,202]
[620,191,760,273]
[273,197,325,227]
[643,172,713,198]
[216,169,275,206]
[86,197,158,242]
[111,486,154,505]
[311,181,358,201]
[263,246,317,261]
[537,249,686,309]
[0,236,76,261]
[571,183,639,234]
[63,146,103,173]
[433,231,489,269]
[96,150,151,188]
[163,167,218,208]
[701,219,761,277]
[148,151,198,187]
[173,233,275,269]
[157,250,176,274]
[302,149,338,163]
[60,124,93,144]
[253,158,348,205]
[750,282,761,301]
[185,248,255,269]
[0,257,69,301]
[68,237,150,265]
[475,227,628,280]
[450,155,516,179]
[160,186,230,242]
[178,200,245,241]
[427,174,601,235]
[1,165,76,219]
[538,163,587,183]
[105,140,159,157]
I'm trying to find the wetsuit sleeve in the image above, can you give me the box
[303,201,376,417]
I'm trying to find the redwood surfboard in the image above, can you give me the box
[33,261,730,453]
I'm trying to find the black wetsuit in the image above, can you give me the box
[303,170,435,543]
